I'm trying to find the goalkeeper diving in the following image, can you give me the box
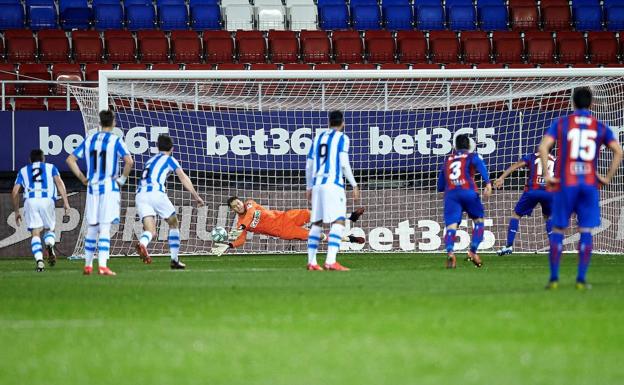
[210,197,365,256]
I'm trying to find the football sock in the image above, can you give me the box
[470,222,485,253]
[98,223,111,268]
[169,228,180,262]
[43,231,55,247]
[31,236,43,261]
[444,228,456,253]
[139,231,152,248]
[506,218,520,247]
[307,225,322,265]
[549,232,564,282]
[577,232,593,283]
[545,218,553,237]
[325,223,345,265]
[84,225,98,267]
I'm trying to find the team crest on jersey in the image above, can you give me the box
[250,210,261,228]
[246,203,253,209]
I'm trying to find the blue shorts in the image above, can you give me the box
[444,189,485,226]
[551,185,600,229]
[514,190,553,217]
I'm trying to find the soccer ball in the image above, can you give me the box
[211,227,228,243]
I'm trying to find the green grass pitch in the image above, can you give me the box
[1,253,624,385]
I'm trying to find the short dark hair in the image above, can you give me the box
[227,196,239,207]
[157,134,174,152]
[573,87,592,109]
[99,110,115,128]
[455,134,471,150]
[30,149,44,163]
[329,110,344,127]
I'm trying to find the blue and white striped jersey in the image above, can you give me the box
[72,131,130,195]
[15,162,59,200]
[137,153,181,193]
[307,129,351,188]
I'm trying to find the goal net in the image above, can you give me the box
[69,69,624,257]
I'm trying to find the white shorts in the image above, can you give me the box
[310,184,347,224]
[85,191,121,225]
[135,191,176,220]
[24,198,56,231]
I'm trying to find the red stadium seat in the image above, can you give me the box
[203,30,231,40]
[314,63,343,70]
[5,30,36,63]
[347,63,377,69]
[541,5,571,30]
[557,32,586,64]
[204,37,234,63]
[510,5,539,30]
[301,37,331,63]
[235,30,263,40]
[52,63,82,96]
[19,63,51,95]
[105,31,136,63]
[429,37,460,63]
[540,0,568,7]
[379,63,409,69]
[397,31,427,63]
[217,63,246,70]
[171,31,199,41]
[332,30,360,41]
[282,63,311,70]
[73,36,104,63]
[185,63,214,70]
[410,63,440,69]
[508,0,537,6]
[493,32,524,64]
[443,63,473,69]
[237,37,266,63]
[118,63,147,70]
[137,30,166,41]
[172,38,201,63]
[300,30,328,40]
[333,37,363,63]
[364,30,392,42]
[151,63,180,70]
[0,64,17,95]
[269,37,299,63]
[15,98,46,110]
[268,30,296,40]
[526,37,555,64]
[0,39,4,62]
[250,63,279,69]
[366,37,395,63]
[474,63,506,68]
[47,98,79,110]
[85,63,114,82]
[37,29,66,40]
[587,32,617,44]
[429,31,457,41]
[140,38,169,63]
[462,36,491,64]
[589,38,619,64]
[524,31,553,42]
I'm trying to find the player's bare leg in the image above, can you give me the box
[324,219,349,271]
[444,224,457,269]
[136,216,155,264]
[167,215,185,270]
[31,227,45,272]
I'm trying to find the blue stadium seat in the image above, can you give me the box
[92,0,119,5]
[479,5,507,30]
[0,0,21,3]
[94,4,123,29]
[125,0,153,6]
[159,5,188,30]
[352,5,381,29]
[26,0,55,6]
[448,5,476,30]
[59,0,86,12]
[416,5,445,30]
[28,5,58,30]
[317,0,345,6]
[606,5,624,30]
[61,7,92,29]
[350,0,378,6]
[157,0,186,5]
[384,5,413,29]
[573,5,602,30]
[126,4,156,30]
[191,4,221,29]
[445,0,473,7]
[603,0,624,9]
[319,4,349,29]
[189,0,219,5]
[0,4,25,28]
[477,0,506,6]
[381,0,409,13]
[414,0,441,6]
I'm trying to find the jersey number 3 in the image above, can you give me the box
[568,128,597,161]
[449,161,462,180]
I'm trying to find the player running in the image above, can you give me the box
[66,110,134,276]
[495,152,556,255]
[305,110,360,271]
[438,134,492,269]
[12,149,70,272]
[210,197,365,256]
[539,87,622,290]
[134,134,205,269]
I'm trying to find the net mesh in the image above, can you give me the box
[69,72,624,256]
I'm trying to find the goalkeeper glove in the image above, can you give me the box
[211,243,231,257]
[228,228,244,241]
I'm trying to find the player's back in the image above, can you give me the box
[16,162,58,200]
[308,129,349,189]
[524,152,556,191]
[547,110,616,189]
[137,153,180,193]
[440,150,484,192]
[74,131,128,193]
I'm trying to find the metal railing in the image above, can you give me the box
[0,80,97,111]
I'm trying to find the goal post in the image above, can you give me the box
[69,68,624,257]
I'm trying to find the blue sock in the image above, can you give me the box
[470,222,484,253]
[545,218,553,237]
[549,232,564,282]
[506,218,520,247]
[577,232,593,283]
[444,229,456,253]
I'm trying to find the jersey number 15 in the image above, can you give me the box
[567,128,597,161]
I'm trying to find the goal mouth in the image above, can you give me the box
[68,69,624,257]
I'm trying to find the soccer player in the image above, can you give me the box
[539,87,623,290]
[438,134,492,269]
[495,151,556,255]
[305,110,360,271]
[12,149,70,272]
[210,197,365,256]
[134,134,205,269]
[66,110,134,276]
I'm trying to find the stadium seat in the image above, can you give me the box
[159,5,188,30]
[224,5,254,30]
[185,63,214,70]
[25,0,55,5]
[19,63,51,95]
[556,31,586,64]
[5,30,37,62]
[190,0,219,7]
[171,39,201,63]
[118,63,148,70]
[94,4,124,30]
[352,5,382,30]
[606,6,624,30]
[429,35,460,63]
[319,5,350,29]
[347,63,376,69]
[461,32,491,64]
[333,37,363,63]
[366,37,395,63]
[317,0,344,6]
[72,31,103,63]
[126,5,157,30]
[257,6,286,30]
[416,5,445,30]
[478,5,507,30]
[448,5,477,30]
[269,35,299,63]
[191,5,221,29]
[38,35,70,63]
[383,5,413,30]
[157,0,185,5]
[0,64,17,95]
[204,34,234,63]
[237,36,266,63]
[60,0,91,30]
[525,36,555,64]
[52,63,82,80]
[15,98,46,110]
[379,63,409,69]
[52,63,82,98]
[283,63,311,69]
[0,5,25,29]
[332,30,359,41]
[510,5,539,30]
[216,63,245,69]
[541,0,569,7]
[603,0,624,9]
[151,63,180,70]
[541,5,571,30]
[28,5,58,30]
[314,63,343,69]
[92,0,119,5]
[125,0,152,5]
[414,0,442,6]
[396,31,427,63]
[0,39,4,62]
[249,63,279,69]
[588,35,619,64]
[47,97,79,110]
[289,5,318,30]
[85,63,113,82]
[301,38,330,63]
[572,5,602,31]
[138,31,169,63]
[493,31,524,63]
[381,0,410,14]
[105,30,137,63]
